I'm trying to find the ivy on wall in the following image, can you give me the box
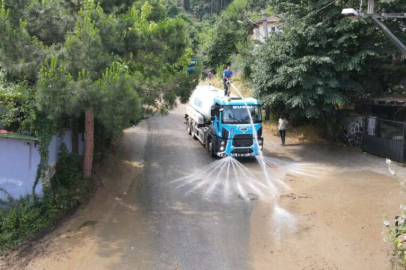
[32,114,55,198]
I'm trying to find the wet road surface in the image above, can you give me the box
[130,106,254,269]
[7,104,402,270]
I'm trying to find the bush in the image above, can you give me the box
[384,159,406,268]
[0,143,93,251]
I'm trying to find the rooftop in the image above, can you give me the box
[358,96,406,106]
[253,16,279,25]
[0,132,38,141]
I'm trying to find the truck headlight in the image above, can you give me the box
[221,141,225,146]
[258,139,263,145]
[220,146,225,151]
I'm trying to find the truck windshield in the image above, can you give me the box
[222,105,262,124]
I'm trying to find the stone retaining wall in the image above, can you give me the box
[337,116,364,147]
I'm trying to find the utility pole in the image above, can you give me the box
[262,9,268,41]
[367,0,374,14]
[368,0,406,54]
[371,18,406,54]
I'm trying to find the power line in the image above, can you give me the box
[239,0,339,39]
[308,0,338,18]
[282,0,339,26]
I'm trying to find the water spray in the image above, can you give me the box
[175,81,325,241]
[227,81,291,197]
[227,80,297,238]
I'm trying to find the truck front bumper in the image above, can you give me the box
[215,137,263,158]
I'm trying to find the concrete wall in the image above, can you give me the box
[0,137,41,200]
[0,130,82,201]
[49,130,73,164]
[252,19,281,43]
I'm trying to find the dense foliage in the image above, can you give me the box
[0,0,199,182]
[0,82,36,132]
[1,0,198,129]
[199,0,248,69]
[187,0,232,19]
[252,0,406,120]
[196,0,405,120]
[0,0,203,249]
[385,160,406,268]
[198,0,268,74]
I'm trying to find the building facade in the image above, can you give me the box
[251,16,281,43]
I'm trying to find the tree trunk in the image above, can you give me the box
[83,109,94,179]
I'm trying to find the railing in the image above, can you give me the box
[363,117,406,163]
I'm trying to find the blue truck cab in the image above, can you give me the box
[207,96,263,158]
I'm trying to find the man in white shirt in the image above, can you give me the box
[278,116,289,146]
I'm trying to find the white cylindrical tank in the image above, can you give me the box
[188,85,224,120]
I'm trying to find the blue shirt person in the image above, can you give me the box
[223,69,233,79]
[223,64,233,96]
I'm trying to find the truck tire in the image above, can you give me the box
[187,119,192,135]
[207,136,216,157]
[191,123,198,140]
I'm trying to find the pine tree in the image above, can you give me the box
[1,0,198,182]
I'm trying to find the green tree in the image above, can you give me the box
[38,4,111,179]
[198,0,267,70]
[0,15,48,83]
[0,82,36,132]
[1,0,198,183]
[189,0,233,18]
[200,0,249,69]
[253,0,405,120]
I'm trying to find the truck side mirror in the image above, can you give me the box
[210,106,215,117]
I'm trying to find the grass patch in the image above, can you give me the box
[0,144,94,251]
[263,120,326,144]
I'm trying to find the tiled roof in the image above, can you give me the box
[359,97,406,106]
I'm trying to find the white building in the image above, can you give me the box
[250,16,281,43]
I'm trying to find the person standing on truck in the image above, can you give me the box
[223,64,233,96]
[278,115,289,146]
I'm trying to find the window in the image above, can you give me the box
[268,27,276,33]
[222,105,262,124]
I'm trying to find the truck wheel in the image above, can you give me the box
[207,137,216,157]
[191,123,198,140]
[187,120,192,135]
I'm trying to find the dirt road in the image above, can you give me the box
[2,104,404,270]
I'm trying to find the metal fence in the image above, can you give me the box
[362,117,406,163]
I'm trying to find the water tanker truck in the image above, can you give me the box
[185,85,263,158]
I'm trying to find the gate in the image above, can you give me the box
[362,117,406,163]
